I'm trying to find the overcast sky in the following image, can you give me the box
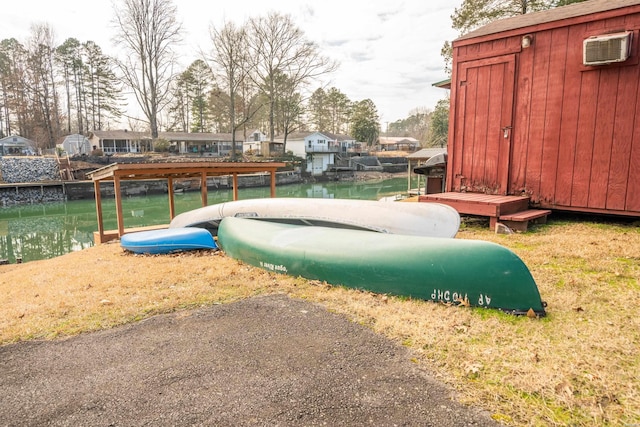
[1,0,459,127]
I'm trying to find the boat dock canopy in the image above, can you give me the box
[87,160,286,244]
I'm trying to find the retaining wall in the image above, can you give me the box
[0,157,60,183]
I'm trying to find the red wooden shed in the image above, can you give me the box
[425,0,640,224]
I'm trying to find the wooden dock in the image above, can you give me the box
[419,192,551,232]
[93,224,169,244]
[88,161,286,244]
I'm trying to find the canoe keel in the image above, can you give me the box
[217,217,546,316]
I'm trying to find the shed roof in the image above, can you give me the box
[407,147,447,160]
[62,134,90,143]
[87,160,287,243]
[89,130,244,142]
[0,135,35,146]
[306,131,356,142]
[457,0,640,42]
[379,137,419,145]
[87,160,286,182]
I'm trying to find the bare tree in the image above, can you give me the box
[112,0,182,138]
[246,12,337,149]
[56,38,84,134]
[26,23,62,148]
[206,20,253,159]
[168,69,194,132]
[0,38,30,137]
[272,71,304,151]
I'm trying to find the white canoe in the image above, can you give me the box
[169,198,460,238]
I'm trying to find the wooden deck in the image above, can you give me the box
[88,161,285,244]
[419,192,551,232]
[93,224,169,244]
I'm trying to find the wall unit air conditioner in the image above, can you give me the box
[583,32,632,66]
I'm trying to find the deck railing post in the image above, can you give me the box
[168,177,176,219]
[114,175,124,237]
[93,180,104,243]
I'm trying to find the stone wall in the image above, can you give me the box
[0,170,303,206]
[0,157,60,183]
[0,186,65,206]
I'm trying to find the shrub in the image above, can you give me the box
[153,138,170,152]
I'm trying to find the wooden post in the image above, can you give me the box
[232,173,239,200]
[114,175,124,237]
[93,180,104,243]
[270,170,277,197]
[407,160,412,194]
[200,172,208,206]
[168,177,175,219]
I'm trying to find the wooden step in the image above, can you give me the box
[493,209,552,232]
[499,209,552,222]
[419,192,530,217]
[419,192,552,232]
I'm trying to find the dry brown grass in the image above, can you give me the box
[1,215,638,426]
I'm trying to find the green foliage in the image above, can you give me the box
[441,41,453,76]
[428,97,450,147]
[308,87,351,134]
[308,88,329,131]
[350,99,380,146]
[152,138,171,152]
[325,87,351,134]
[452,0,555,35]
[388,107,431,144]
[186,60,215,133]
[442,0,589,74]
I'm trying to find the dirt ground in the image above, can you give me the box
[0,293,498,426]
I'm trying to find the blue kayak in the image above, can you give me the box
[120,228,217,254]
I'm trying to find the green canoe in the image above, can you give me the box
[217,217,546,316]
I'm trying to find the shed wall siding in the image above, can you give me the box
[449,7,640,215]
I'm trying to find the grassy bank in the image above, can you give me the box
[1,215,638,426]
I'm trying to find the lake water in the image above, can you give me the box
[0,177,412,263]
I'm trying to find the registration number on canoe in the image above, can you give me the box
[431,289,492,306]
[259,260,288,273]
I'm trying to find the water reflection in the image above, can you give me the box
[0,177,411,263]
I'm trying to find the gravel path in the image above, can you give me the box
[0,294,499,426]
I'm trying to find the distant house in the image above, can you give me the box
[160,131,242,155]
[378,137,419,151]
[60,134,91,155]
[304,131,356,176]
[243,130,267,154]
[88,130,243,155]
[88,130,151,154]
[0,136,36,156]
[273,132,312,158]
[445,0,640,217]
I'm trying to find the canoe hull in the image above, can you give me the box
[120,228,217,254]
[217,217,546,315]
[169,198,460,238]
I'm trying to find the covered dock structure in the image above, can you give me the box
[87,161,286,244]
